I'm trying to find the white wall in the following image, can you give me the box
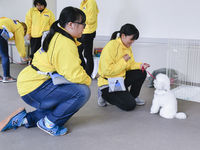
[0,0,32,21]
[57,0,200,39]
[46,0,57,19]
[0,0,57,21]
[0,0,56,63]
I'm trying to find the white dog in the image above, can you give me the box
[150,73,186,119]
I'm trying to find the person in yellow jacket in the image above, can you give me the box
[0,7,91,136]
[0,17,27,83]
[25,0,55,59]
[78,0,99,76]
[97,24,150,110]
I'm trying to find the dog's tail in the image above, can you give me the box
[175,112,187,119]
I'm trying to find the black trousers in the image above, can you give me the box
[30,37,42,59]
[78,31,96,76]
[101,70,147,111]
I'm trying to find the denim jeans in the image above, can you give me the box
[21,79,91,128]
[0,29,10,77]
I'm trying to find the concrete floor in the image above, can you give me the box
[0,64,200,150]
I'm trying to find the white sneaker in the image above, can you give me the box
[135,97,145,106]
[97,88,107,107]
[98,96,107,107]
[2,77,16,83]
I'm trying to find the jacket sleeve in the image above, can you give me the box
[49,11,55,26]
[52,41,91,86]
[25,9,32,35]
[14,26,26,58]
[100,42,128,76]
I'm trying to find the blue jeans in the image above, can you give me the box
[0,29,10,77]
[21,79,91,128]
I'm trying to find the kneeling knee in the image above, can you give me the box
[119,103,136,111]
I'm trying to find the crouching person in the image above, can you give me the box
[97,24,150,111]
[0,7,91,136]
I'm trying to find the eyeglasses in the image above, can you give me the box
[73,22,86,28]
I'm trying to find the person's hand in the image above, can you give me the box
[21,57,30,62]
[27,34,31,40]
[140,63,150,70]
[123,54,131,62]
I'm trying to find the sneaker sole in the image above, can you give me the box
[36,122,67,136]
[0,107,25,131]
[136,103,145,106]
[2,80,16,83]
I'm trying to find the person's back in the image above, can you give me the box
[17,31,90,96]
[0,17,21,34]
[0,17,27,82]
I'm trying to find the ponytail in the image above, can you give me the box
[110,24,139,41]
[42,6,86,52]
[110,31,120,40]
[42,21,59,52]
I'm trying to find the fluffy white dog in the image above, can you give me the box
[150,73,186,119]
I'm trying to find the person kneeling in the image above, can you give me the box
[97,24,150,111]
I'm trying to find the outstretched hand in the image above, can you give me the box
[141,63,150,70]
[21,57,31,62]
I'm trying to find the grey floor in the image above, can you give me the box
[0,64,200,150]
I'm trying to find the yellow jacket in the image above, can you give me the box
[80,0,99,34]
[0,17,26,58]
[17,31,91,96]
[98,38,142,87]
[25,7,55,38]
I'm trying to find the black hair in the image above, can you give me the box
[34,0,47,7]
[110,23,139,40]
[42,6,86,52]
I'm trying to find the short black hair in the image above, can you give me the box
[34,0,47,7]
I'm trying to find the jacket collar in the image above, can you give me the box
[33,7,48,13]
[117,37,128,49]
[59,27,77,44]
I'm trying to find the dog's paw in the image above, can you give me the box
[150,110,157,114]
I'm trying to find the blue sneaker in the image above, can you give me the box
[37,118,68,136]
[0,108,26,131]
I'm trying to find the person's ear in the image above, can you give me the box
[65,22,74,31]
[121,34,125,39]
[67,22,73,28]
